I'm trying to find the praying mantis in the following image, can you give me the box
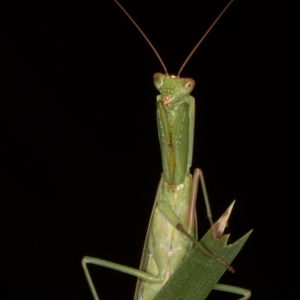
[82,0,251,299]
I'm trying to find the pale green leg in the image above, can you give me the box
[192,169,252,299]
[82,256,164,300]
[190,168,214,227]
[82,178,166,300]
[213,283,251,299]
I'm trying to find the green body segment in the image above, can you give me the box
[136,73,197,299]
[154,73,195,186]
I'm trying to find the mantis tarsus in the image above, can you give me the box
[82,0,251,299]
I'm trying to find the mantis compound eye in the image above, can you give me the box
[153,72,165,90]
[181,78,195,94]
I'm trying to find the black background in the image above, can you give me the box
[1,0,298,299]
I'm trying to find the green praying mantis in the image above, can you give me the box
[82,0,252,299]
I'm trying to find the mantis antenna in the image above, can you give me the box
[114,0,168,75]
[177,0,235,76]
[114,0,235,76]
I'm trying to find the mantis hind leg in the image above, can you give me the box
[82,256,164,300]
[213,283,251,299]
[188,168,214,229]
[190,169,251,298]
